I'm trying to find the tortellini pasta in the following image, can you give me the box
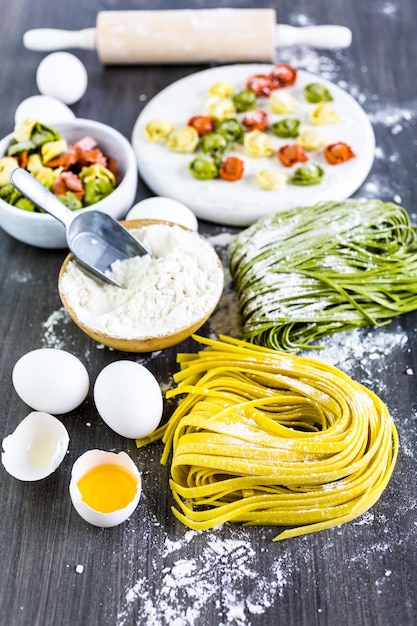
[13,118,37,142]
[208,81,234,98]
[26,154,62,188]
[290,163,325,185]
[205,95,236,120]
[310,102,340,126]
[141,64,357,193]
[244,130,275,158]
[79,163,116,186]
[144,119,174,143]
[269,92,298,115]
[41,139,68,163]
[0,156,19,187]
[166,126,199,153]
[298,129,327,151]
[256,168,287,190]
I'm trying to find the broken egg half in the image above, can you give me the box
[69,449,141,527]
[2,411,69,481]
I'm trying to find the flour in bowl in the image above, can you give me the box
[59,223,224,339]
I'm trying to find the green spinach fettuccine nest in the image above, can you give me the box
[229,199,417,351]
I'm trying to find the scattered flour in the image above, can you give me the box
[116,526,293,626]
[367,0,400,15]
[41,307,72,349]
[207,231,243,339]
[367,104,416,129]
[9,269,33,284]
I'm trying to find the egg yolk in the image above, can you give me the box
[77,464,138,513]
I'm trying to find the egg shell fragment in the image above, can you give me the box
[125,196,198,231]
[93,361,163,439]
[12,348,89,414]
[2,411,69,481]
[69,449,141,527]
[36,52,88,105]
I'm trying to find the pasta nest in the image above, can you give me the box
[137,335,398,541]
[229,199,417,352]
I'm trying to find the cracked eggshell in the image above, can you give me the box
[69,450,141,527]
[2,412,69,481]
[12,348,89,414]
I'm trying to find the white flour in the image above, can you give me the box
[116,521,293,626]
[59,224,224,339]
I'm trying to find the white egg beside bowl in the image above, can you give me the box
[0,118,138,249]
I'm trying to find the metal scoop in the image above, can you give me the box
[10,167,151,288]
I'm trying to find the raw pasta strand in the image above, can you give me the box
[136,335,398,540]
[228,199,417,351]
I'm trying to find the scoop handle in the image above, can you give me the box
[9,168,74,229]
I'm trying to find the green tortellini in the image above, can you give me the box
[271,118,301,139]
[304,83,333,103]
[290,164,325,186]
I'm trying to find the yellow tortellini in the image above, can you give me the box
[41,139,68,164]
[26,154,62,189]
[298,129,327,151]
[244,130,275,158]
[144,119,174,143]
[269,92,298,115]
[13,119,37,142]
[205,95,236,120]
[0,156,19,187]
[208,81,235,98]
[256,168,287,190]
[79,163,116,186]
[166,126,199,153]
[310,102,340,126]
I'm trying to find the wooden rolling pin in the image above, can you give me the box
[23,9,352,65]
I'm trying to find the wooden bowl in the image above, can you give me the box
[58,219,224,352]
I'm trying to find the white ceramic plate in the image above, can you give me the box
[132,64,375,227]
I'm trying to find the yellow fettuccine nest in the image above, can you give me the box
[137,335,398,541]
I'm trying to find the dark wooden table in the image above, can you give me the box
[1,1,416,625]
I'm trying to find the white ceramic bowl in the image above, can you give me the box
[0,119,138,249]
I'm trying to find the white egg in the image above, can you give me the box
[14,95,76,125]
[2,412,69,481]
[126,196,198,231]
[93,361,163,439]
[36,52,88,104]
[69,449,141,527]
[12,348,89,414]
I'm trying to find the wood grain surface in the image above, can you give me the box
[0,1,416,625]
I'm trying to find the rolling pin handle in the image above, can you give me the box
[276,24,352,49]
[23,28,96,52]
